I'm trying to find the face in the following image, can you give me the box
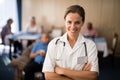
[41,34,49,44]
[8,20,13,25]
[30,20,36,26]
[65,13,83,38]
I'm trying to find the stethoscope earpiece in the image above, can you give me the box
[55,38,65,46]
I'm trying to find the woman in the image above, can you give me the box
[83,22,98,38]
[1,18,22,56]
[42,5,98,80]
[26,16,39,34]
[25,16,42,46]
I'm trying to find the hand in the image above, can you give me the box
[36,50,41,55]
[36,50,45,56]
[82,63,92,71]
[55,66,64,75]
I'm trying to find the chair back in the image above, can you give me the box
[112,33,118,55]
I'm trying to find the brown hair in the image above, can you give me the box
[7,18,13,24]
[64,5,85,22]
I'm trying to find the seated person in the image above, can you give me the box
[24,33,50,80]
[83,22,98,38]
[25,16,42,46]
[1,18,22,54]
[25,16,40,34]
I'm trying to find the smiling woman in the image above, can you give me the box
[42,5,98,80]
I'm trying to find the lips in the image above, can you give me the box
[70,28,77,33]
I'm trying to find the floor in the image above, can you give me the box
[98,56,120,80]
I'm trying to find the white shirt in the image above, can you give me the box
[42,33,99,72]
[27,25,38,33]
[24,23,40,34]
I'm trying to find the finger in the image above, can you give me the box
[85,63,91,71]
[83,63,91,71]
[82,63,87,71]
[85,64,91,71]
[84,63,91,70]
[54,66,58,72]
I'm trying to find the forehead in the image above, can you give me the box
[65,13,82,21]
[42,34,49,38]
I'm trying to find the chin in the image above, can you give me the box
[69,32,78,36]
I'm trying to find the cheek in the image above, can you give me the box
[77,25,82,29]
[65,23,69,30]
[77,23,83,29]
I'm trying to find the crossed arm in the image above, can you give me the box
[45,63,98,80]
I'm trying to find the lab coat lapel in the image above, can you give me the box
[72,34,86,53]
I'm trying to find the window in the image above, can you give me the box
[0,0,18,33]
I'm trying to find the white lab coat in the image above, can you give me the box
[42,33,99,72]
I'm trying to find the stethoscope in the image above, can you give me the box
[55,38,88,59]
[55,38,65,46]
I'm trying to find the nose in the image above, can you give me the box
[71,23,75,28]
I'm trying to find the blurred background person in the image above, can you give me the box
[25,16,42,46]
[83,22,98,38]
[24,33,50,80]
[1,18,22,55]
[25,16,42,34]
[1,18,13,45]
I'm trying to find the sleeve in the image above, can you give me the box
[1,27,7,44]
[1,27,5,39]
[31,42,38,53]
[87,40,99,73]
[42,39,57,72]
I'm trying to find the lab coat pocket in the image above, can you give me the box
[73,56,88,70]
[77,56,88,64]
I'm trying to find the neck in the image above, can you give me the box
[67,34,79,48]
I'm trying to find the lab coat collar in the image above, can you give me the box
[60,32,68,43]
[60,32,86,44]
[77,33,86,44]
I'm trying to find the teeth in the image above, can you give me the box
[70,29,77,32]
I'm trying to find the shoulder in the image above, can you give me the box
[2,25,7,29]
[34,40,42,46]
[48,37,61,46]
[84,37,96,47]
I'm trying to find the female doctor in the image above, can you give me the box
[42,5,98,80]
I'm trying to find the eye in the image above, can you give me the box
[75,21,80,25]
[67,21,71,24]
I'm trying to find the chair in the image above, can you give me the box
[9,44,44,80]
[9,44,33,80]
[0,36,13,56]
[0,37,4,55]
[109,33,119,67]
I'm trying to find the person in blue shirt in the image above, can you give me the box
[24,33,50,80]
